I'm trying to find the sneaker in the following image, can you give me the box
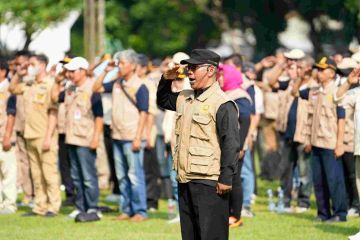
[326,216,347,223]
[75,212,100,222]
[284,207,294,213]
[68,209,81,219]
[348,208,359,217]
[148,207,157,213]
[241,207,255,218]
[105,194,120,203]
[115,213,130,221]
[87,209,103,219]
[168,214,180,224]
[349,231,360,240]
[295,207,309,213]
[44,211,57,218]
[130,214,147,222]
[0,207,16,214]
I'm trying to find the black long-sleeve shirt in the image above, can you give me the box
[157,77,240,186]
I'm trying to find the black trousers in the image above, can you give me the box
[144,147,160,209]
[178,182,229,240]
[230,160,243,219]
[58,134,75,199]
[103,124,120,194]
[341,152,360,209]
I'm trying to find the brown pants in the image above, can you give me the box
[260,118,278,152]
[16,133,34,203]
[26,137,61,215]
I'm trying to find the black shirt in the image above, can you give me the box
[157,77,240,186]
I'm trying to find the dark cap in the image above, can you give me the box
[314,57,337,70]
[180,49,220,66]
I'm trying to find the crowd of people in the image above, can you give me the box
[0,45,360,238]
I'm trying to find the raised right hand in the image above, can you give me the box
[163,65,180,80]
[347,68,360,84]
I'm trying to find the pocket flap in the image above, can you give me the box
[189,147,214,157]
[192,114,211,125]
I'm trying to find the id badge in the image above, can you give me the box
[74,109,81,120]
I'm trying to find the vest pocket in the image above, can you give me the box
[190,115,211,140]
[188,146,214,175]
[73,122,88,137]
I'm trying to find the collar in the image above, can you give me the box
[185,82,220,102]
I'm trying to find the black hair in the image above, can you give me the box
[15,50,32,58]
[224,53,243,68]
[137,54,149,67]
[0,60,9,76]
[33,54,49,66]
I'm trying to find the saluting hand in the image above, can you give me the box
[347,68,360,84]
[216,183,232,195]
[163,66,180,80]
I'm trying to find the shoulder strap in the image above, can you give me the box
[118,79,139,111]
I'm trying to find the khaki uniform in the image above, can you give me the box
[0,80,17,212]
[14,89,34,203]
[275,86,294,133]
[173,82,232,183]
[111,75,145,141]
[17,76,60,215]
[306,82,339,149]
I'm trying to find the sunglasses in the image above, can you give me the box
[186,64,212,72]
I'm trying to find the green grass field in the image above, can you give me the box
[1,179,359,240]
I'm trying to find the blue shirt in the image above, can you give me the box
[299,88,345,119]
[6,94,16,116]
[103,80,149,112]
[246,85,256,114]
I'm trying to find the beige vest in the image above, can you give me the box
[111,75,144,141]
[173,82,233,183]
[341,94,355,153]
[308,81,338,149]
[224,87,252,103]
[0,80,11,142]
[23,76,56,139]
[263,91,279,120]
[15,85,27,133]
[276,86,295,133]
[65,79,95,147]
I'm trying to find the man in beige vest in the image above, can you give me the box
[0,61,17,214]
[12,51,34,207]
[10,54,61,217]
[157,49,240,240]
[53,57,103,222]
[93,49,149,222]
[295,57,347,222]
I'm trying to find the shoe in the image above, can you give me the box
[0,207,16,214]
[148,207,157,213]
[44,211,57,218]
[105,194,120,203]
[17,199,35,208]
[87,209,103,219]
[348,208,359,217]
[75,212,100,223]
[241,207,255,218]
[295,207,309,213]
[115,213,130,221]
[349,231,360,240]
[229,216,243,228]
[326,216,347,223]
[130,214,147,222]
[168,214,180,224]
[22,212,39,217]
[314,216,327,222]
[68,209,81,219]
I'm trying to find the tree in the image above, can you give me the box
[0,0,81,50]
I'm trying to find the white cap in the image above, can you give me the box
[64,57,89,71]
[172,52,190,65]
[284,49,305,60]
[337,57,358,69]
[351,52,360,64]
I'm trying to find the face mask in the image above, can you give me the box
[27,65,39,77]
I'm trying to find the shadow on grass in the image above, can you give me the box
[315,223,358,237]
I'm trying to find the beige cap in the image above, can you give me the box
[64,57,89,71]
[172,52,190,65]
[284,49,305,60]
[337,57,358,69]
[351,52,360,64]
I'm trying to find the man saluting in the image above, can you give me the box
[157,49,240,240]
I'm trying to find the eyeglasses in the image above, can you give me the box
[186,64,212,72]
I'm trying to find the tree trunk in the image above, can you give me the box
[23,32,32,50]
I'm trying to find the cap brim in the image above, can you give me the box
[63,63,79,71]
[314,63,336,70]
[180,58,205,65]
